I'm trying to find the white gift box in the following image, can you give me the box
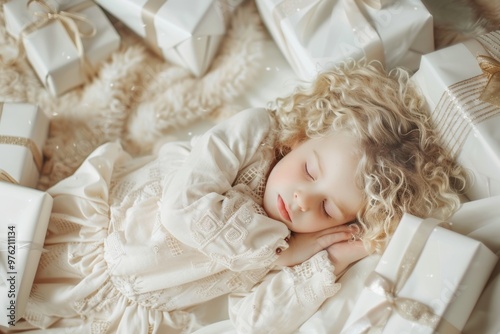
[3,0,121,96]
[256,0,434,81]
[0,102,49,188]
[94,0,242,77]
[0,182,53,328]
[341,214,498,334]
[411,30,500,201]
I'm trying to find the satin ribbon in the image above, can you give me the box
[140,0,232,56]
[141,0,167,56]
[0,102,44,184]
[477,55,500,107]
[0,240,46,253]
[273,0,392,20]
[0,171,18,184]
[11,0,97,84]
[272,0,385,66]
[343,0,385,65]
[0,135,43,172]
[363,0,393,10]
[342,218,460,334]
[0,240,47,287]
[429,37,500,158]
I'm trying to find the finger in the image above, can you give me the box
[317,231,352,249]
[328,240,369,262]
[330,240,370,275]
[317,223,360,236]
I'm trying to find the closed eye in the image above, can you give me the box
[322,200,332,218]
[305,163,314,180]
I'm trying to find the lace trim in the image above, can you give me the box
[37,243,74,273]
[106,269,263,313]
[91,320,111,334]
[73,280,122,317]
[71,275,197,331]
[241,268,269,285]
[234,160,271,201]
[233,131,275,202]
[47,214,82,235]
[165,233,184,257]
[284,252,341,303]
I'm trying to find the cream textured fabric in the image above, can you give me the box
[1,0,498,333]
[0,1,269,191]
[19,108,339,333]
[229,251,340,334]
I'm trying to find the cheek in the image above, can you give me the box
[267,159,294,188]
[263,160,290,211]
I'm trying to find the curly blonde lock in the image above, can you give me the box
[270,60,466,254]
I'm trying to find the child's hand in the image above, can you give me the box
[326,240,369,275]
[275,224,356,267]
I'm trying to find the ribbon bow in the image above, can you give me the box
[477,55,500,107]
[341,218,460,334]
[360,271,442,332]
[11,0,96,83]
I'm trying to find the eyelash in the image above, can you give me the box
[305,163,332,219]
[322,201,332,218]
[305,163,314,180]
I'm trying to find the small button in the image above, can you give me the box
[276,247,282,254]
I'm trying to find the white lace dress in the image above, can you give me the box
[20,108,339,334]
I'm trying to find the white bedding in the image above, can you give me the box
[0,1,500,334]
[190,196,500,334]
[163,21,500,332]
[169,37,500,334]
[1,0,499,332]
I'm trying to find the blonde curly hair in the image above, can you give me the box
[269,60,467,254]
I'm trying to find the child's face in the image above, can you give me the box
[263,132,363,233]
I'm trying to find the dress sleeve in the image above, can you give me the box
[160,108,290,272]
[228,251,341,334]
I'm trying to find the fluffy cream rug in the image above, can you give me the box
[0,0,268,190]
[0,0,497,191]
[423,0,494,46]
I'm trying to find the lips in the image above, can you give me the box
[277,195,291,222]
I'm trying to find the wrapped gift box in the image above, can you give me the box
[0,102,50,188]
[0,182,53,328]
[341,213,498,334]
[256,0,434,81]
[411,30,500,201]
[94,0,243,77]
[3,0,121,96]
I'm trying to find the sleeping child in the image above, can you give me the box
[15,60,466,333]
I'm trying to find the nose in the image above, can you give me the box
[293,189,317,212]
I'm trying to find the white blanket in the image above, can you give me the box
[1,0,498,332]
[193,196,500,334]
